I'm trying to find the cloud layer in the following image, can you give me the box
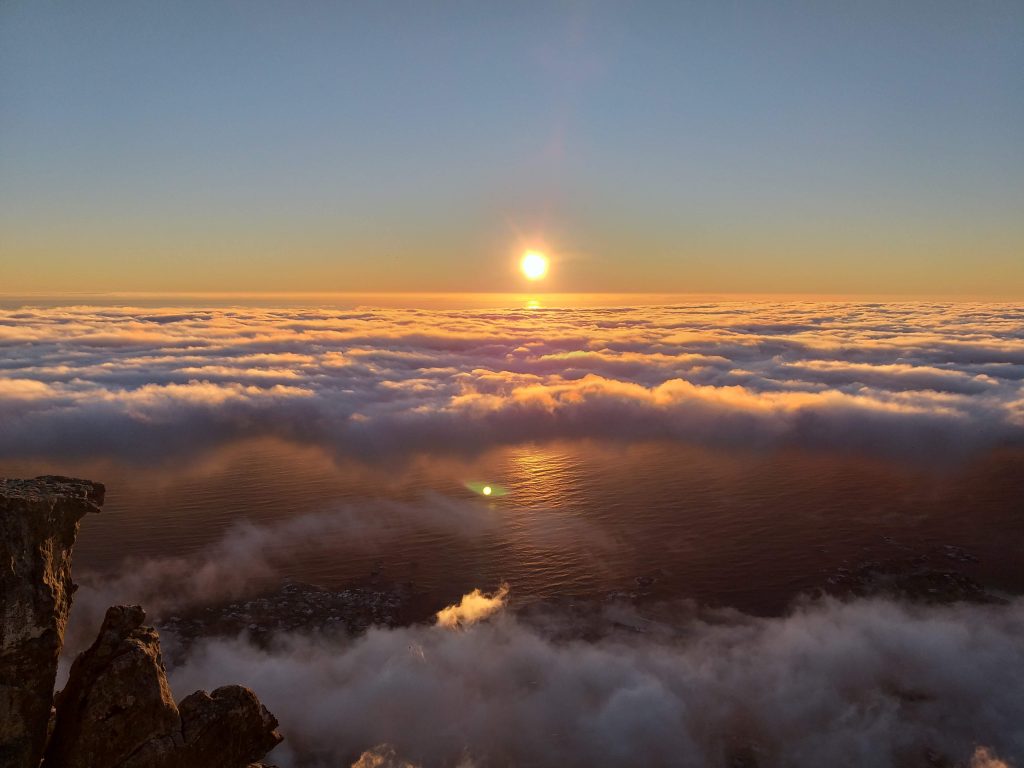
[60,499,1024,768]
[2,301,1023,461]
[168,592,1024,768]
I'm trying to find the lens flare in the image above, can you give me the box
[465,481,507,497]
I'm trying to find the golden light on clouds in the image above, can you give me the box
[520,250,549,281]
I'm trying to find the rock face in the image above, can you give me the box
[45,605,281,768]
[45,605,178,768]
[0,476,282,768]
[0,476,104,768]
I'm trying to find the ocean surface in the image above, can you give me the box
[5,438,1024,615]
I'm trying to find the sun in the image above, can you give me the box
[520,250,549,281]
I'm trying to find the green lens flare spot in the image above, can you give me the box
[465,481,508,498]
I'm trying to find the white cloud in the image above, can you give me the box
[0,302,1021,461]
[435,584,509,628]
[168,593,1024,768]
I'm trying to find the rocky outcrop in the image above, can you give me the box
[44,605,178,768]
[0,476,104,768]
[0,476,282,768]
[45,605,281,768]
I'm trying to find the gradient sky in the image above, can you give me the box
[1,1,1022,295]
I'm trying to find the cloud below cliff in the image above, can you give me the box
[168,592,1024,768]
[1,302,1023,462]
[64,497,516,646]
[435,583,509,628]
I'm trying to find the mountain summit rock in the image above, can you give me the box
[0,476,282,768]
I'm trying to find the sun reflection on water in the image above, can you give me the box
[504,445,578,509]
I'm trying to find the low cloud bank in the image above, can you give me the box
[168,592,1024,768]
[1,302,1023,461]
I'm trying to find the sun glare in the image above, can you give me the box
[520,250,549,281]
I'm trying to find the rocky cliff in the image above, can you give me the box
[0,476,282,768]
[0,476,103,766]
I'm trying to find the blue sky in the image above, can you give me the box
[1,1,1021,294]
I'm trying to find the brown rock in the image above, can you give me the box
[45,604,282,768]
[45,605,179,768]
[1,476,282,768]
[0,475,104,768]
[175,685,283,767]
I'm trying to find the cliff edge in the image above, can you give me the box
[0,476,282,768]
